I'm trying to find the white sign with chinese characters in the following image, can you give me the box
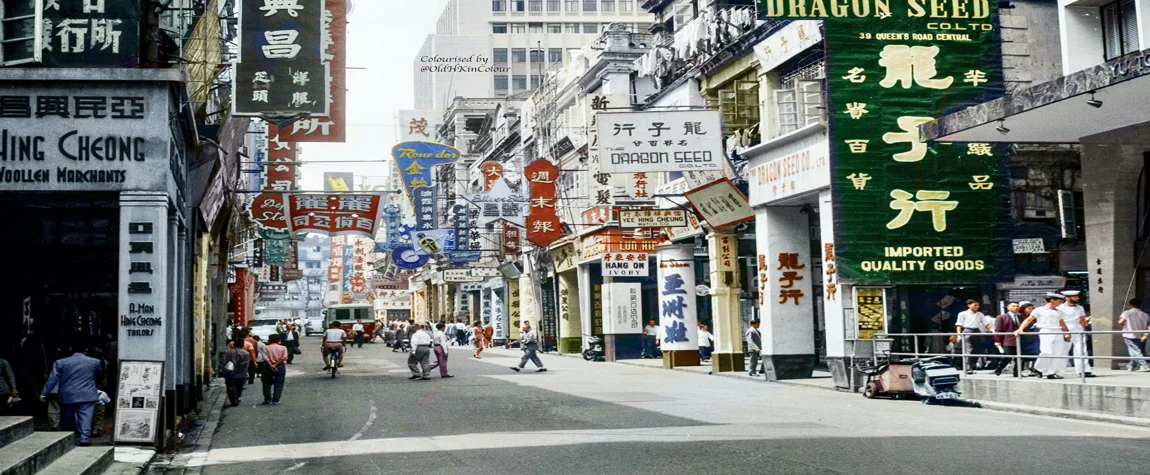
[747,136,830,207]
[397,110,443,142]
[597,110,726,173]
[753,20,823,73]
[1012,238,1046,254]
[465,178,526,227]
[685,179,755,230]
[442,269,484,283]
[602,252,650,277]
[603,283,642,334]
[620,210,689,228]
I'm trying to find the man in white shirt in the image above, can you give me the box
[321,322,347,371]
[1118,299,1150,371]
[351,320,366,349]
[426,322,454,378]
[1058,290,1093,377]
[954,300,991,374]
[745,319,762,377]
[697,324,714,362]
[407,324,433,380]
[642,320,660,358]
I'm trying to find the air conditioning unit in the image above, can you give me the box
[1023,208,1053,219]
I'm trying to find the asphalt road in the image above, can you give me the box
[181,337,1150,475]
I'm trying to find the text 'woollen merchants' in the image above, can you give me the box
[608,151,715,169]
[761,0,992,18]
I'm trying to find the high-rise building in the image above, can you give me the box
[414,0,654,110]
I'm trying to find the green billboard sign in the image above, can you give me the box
[760,0,1012,284]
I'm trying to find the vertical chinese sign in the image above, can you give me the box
[761,2,1011,284]
[277,0,347,142]
[585,94,627,207]
[33,0,142,67]
[235,0,327,116]
[481,162,504,192]
[525,160,564,247]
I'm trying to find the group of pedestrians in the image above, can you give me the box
[220,326,290,407]
[406,322,454,380]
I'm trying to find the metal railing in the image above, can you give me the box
[873,330,1150,384]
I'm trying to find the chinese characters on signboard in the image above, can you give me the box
[397,110,443,142]
[604,283,642,334]
[277,0,347,142]
[603,252,649,278]
[502,223,521,259]
[586,94,627,205]
[619,209,688,228]
[657,245,698,351]
[481,161,504,192]
[286,194,384,238]
[124,221,158,336]
[466,179,525,227]
[597,109,725,174]
[764,1,1011,284]
[684,178,755,230]
[525,159,564,247]
[234,0,327,115]
[411,186,438,231]
[391,141,459,195]
[32,0,142,67]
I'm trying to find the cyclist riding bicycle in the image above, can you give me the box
[322,321,347,371]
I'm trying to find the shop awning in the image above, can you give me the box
[921,49,1150,143]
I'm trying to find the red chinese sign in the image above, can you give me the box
[481,162,504,192]
[502,223,521,259]
[526,160,563,247]
[264,129,297,191]
[249,192,289,231]
[287,194,384,238]
[275,0,347,142]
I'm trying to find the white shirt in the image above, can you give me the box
[431,330,448,346]
[352,323,365,332]
[697,329,713,347]
[324,328,346,342]
[1032,306,1065,330]
[1058,304,1086,331]
[256,341,267,363]
[410,329,433,346]
[955,310,987,331]
[644,325,658,336]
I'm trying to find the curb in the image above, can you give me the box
[968,399,1150,428]
[151,383,227,474]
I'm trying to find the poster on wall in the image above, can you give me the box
[113,360,164,444]
[762,1,1012,284]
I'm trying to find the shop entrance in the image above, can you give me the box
[893,285,983,356]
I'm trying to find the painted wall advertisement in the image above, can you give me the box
[762,0,1012,284]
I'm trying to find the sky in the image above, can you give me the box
[297,0,449,191]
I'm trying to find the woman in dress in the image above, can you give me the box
[1017,302,1042,376]
[472,321,487,359]
[1015,293,1071,379]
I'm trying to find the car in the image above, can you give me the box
[305,318,325,336]
[248,319,280,341]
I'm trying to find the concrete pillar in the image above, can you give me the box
[755,206,816,380]
[819,190,849,379]
[508,278,521,339]
[578,264,593,348]
[1081,124,1149,368]
[658,244,700,367]
[519,272,540,331]
[557,271,582,353]
[708,230,744,372]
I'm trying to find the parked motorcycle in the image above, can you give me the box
[910,356,962,404]
[582,336,604,361]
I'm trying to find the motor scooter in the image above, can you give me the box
[582,336,604,361]
[910,356,962,404]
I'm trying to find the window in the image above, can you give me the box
[512,0,525,11]
[565,0,579,11]
[583,23,598,33]
[510,23,526,33]
[493,48,508,64]
[305,261,321,269]
[673,0,695,30]
[529,0,543,11]
[492,23,508,34]
[549,48,563,64]
[493,0,505,11]
[583,0,597,11]
[531,75,542,89]
[494,75,509,94]
[529,22,544,33]
[512,75,528,91]
[601,0,615,12]
[619,0,632,12]
[548,0,561,10]
[529,49,544,64]
[566,23,580,33]
[1102,0,1138,60]
[548,23,562,34]
[512,48,527,62]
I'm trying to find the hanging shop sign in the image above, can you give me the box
[443,269,485,283]
[620,209,688,228]
[665,212,704,242]
[9,0,143,68]
[449,201,482,264]
[392,244,429,269]
[603,283,642,334]
[752,20,822,73]
[391,141,459,195]
[412,185,438,231]
[397,110,444,142]
[377,205,402,251]
[602,252,650,277]
[323,171,353,192]
[764,0,1012,284]
[657,244,698,350]
[285,193,384,237]
[408,229,455,255]
[580,228,665,263]
[249,193,289,231]
[684,178,754,230]
[234,0,327,116]
[263,129,298,191]
[264,238,290,265]
[481,162,504,191]
[466,179,525,227]
[586,94,629,205]
[747,138,830,207]
[0,82,174,192]
[1012,238,1046,254]
[626,172,652,199]
[277,0,347,142]
[552,242,578,273]
[549,136,576,160]
[597,110,725,174]
[502,223,521,259]
[525,160,564,247]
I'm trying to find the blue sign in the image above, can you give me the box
[412,186,438,231]
[378,205,401,252]
[448,251,482,266]
[392,244,429,270]
[391,142,460,196]
[341,244,354,292]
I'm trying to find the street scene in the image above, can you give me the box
[0,0,1149,473]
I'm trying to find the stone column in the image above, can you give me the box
[755,206,816,380]
[818,190,849,383]
[557,271,582,353]
[708,230,744,372]
[508,278,521,339]
[519,272,540,331]
[118,193,169,363]
[658,244,700,367]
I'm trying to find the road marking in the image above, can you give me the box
[350,400,378,441]
[420,386,443,406]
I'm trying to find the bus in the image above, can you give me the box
[323,303,376,343]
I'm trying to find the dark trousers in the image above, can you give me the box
[642,335,658,358]
[261,365,286,403]
[749,351,761,374]
[699,346,713,361]
[247,361,256,384]
[994,346,1018,375]
[226,377,246,405]
[354,331,365,348]
[285,341,298,364]
[427,345,449,376]
[61,401,96,443]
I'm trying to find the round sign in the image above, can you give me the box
[392,244,428,270]
[695,285,710,297]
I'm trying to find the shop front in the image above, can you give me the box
[551,240,581,353]
[577,227,663,361]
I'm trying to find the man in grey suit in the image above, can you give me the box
[40,345,101,446]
